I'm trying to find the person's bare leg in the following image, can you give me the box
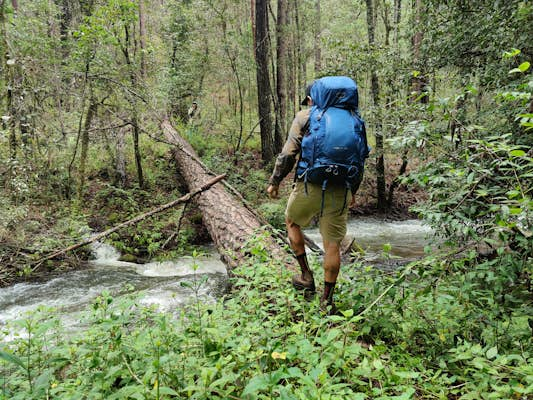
[322,240,341,305]
[286,217,314,289]
[286,217,305,256]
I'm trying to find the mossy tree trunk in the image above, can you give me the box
[78,95,97,199]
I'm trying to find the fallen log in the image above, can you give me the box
[35,174,226,267]
[162,119,297,272]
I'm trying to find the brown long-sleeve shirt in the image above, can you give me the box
[268,109,310,186]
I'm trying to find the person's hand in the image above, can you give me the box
[349,194,356,208]
[267,184,279,199]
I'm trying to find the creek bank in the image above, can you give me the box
[0,218,432,331]
[0,242,229,335]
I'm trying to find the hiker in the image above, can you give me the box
[267,77,369,312]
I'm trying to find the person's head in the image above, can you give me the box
[301,84,313,106]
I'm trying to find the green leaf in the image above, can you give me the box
[392,387,417,400]
[34,369,53,390]
[393,370,420,379]
[372,358,384,370]
[242,375,269,397]
[509,149,526,157]
[509,62,530,74]
[341,309,354,318]
[519,61,531,72]
[503,48,521,58]
[159,387,179,396]
[0,350,25,370]
[486,346,498,359]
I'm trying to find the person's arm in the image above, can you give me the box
[267,111,309,198]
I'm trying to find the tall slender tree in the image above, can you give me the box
[314,0,321,74]
[78,94,97,199]
[254,0,274,163]
[393,0,401,48]
[138,0,147,79]
[294,0,306,102]
[1,0,18,160]
[410,0,427,103]
[275,0,288,148]
[366,0,387,210]
[121,19,145,189]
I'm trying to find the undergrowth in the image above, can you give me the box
[1,233,531,399]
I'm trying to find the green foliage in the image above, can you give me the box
[257,201,287,231]
[421,0,533,87]
[410,134,531,251]
[406,61,532,289]
[2,235,532,399]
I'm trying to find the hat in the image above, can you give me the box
[301,84,313,106]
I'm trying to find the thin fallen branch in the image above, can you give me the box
[35,174,226,266]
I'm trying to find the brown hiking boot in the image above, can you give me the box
[291,273,316,292]
[320,299,339,315]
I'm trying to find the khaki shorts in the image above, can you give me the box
[285,181,350,244]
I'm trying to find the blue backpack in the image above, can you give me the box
[296,76,369,214]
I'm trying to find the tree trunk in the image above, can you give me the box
[220,19,244,155]
[410,0,427,103]
[54,0,72,59]
[115,127,126,187]
[254,0,274,164]
[294,0,306,97]
[275,0,288,146]
[287,1,296,118]
[161,120,295,272]
[78,96,97,199]
[250,0,256,55]
[138,0,147,79]
[393,0,401,47]
[314,0,321,74]
[381,0,391,46]
[1,0,16,160]
[122,23,145,188]
[366,0,387,210]
[131,116,144,188]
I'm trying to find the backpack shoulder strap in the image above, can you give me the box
[294,117,311,183]
[361,119,370,158]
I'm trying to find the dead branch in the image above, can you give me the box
[35,174,226,266]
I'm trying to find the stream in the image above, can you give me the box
[0,217,432,336]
